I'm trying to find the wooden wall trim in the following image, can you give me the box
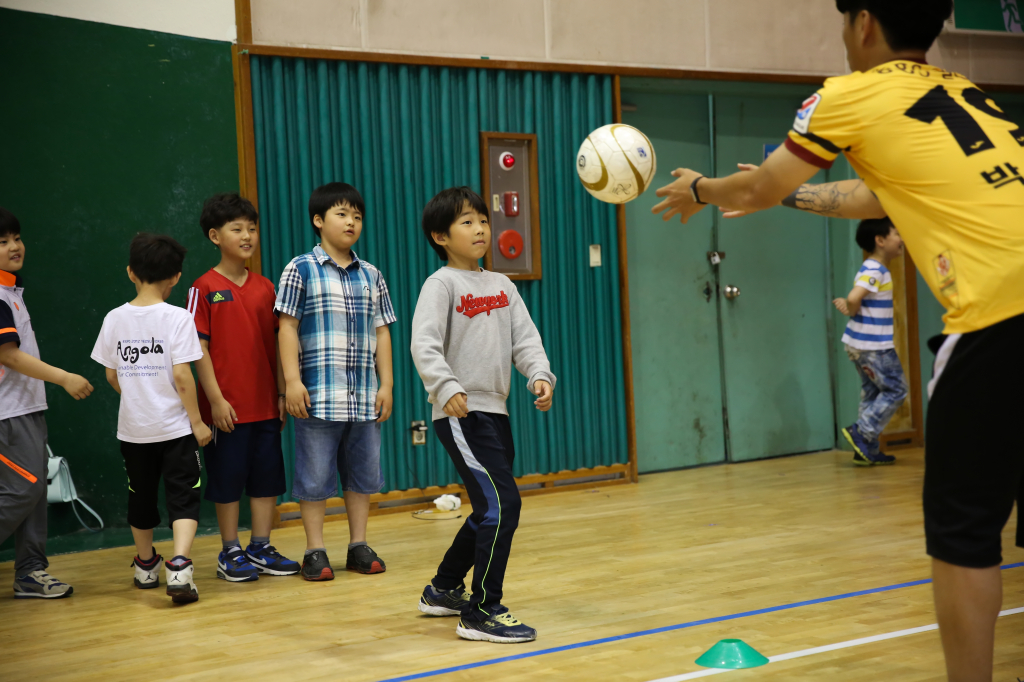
[232,47,262,276]
[234,0,253,45]
[613,75,639,484]
[272,463,632,527]
[235,42,1024,92]
[237,43,828,85]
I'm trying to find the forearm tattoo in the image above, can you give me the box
[781,181,873,217]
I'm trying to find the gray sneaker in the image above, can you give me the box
[14,571,74,599]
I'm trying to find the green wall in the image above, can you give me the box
[0,8,239,551]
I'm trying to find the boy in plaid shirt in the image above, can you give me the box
[276,182,396,581]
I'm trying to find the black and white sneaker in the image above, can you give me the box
[164,557,199,604]
[132,551,163,589]
[418,584,471,616]
[456,612,537,643]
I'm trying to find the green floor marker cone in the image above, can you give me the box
[695,639,770,669]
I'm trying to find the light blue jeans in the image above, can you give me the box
[846,346,909,451]
[292,418,384,501]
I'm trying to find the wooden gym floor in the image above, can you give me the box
[1,447,1022,682]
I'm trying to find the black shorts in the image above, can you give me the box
[121,434,202,530]
[203,419,286,504]
[924,312,1024,568]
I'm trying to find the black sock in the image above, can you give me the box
[137,549,159,567]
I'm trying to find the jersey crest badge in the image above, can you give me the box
[793,93,821,135]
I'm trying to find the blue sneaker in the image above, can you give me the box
[245,542,300,576]
[217,546,260,582]
[419,584,471,616]
[843,424,895,467]
[456,612,537,643]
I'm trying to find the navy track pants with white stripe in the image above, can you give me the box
[432,412,521,621]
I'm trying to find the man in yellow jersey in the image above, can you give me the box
[652,2,1023,680]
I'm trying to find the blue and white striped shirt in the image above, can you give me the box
[275,246,396,422]
[842,258,894,351]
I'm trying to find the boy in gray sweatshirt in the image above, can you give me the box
[411,187,555,644]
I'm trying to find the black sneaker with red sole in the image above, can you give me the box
[301,550,335,581]
[346,545,386,574]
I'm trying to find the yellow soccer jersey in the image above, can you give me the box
[786,59,1024,335]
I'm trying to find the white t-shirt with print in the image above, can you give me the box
[90,302,203,444]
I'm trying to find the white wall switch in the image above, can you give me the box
[589,244,602,267]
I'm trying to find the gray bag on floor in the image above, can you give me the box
[46,446,104,532]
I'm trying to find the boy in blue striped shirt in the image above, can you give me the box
[834,218,908,466]
[276,182,397,581]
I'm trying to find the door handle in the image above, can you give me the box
[723,285,741,300]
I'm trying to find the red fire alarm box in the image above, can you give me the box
[481,132,541,280]
[503,192,519,217]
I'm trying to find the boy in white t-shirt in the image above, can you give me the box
[91,233,212,604]
[833,218,909,467]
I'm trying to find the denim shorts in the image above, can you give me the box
[292,417,384,500]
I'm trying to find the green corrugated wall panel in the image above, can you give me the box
[251,58,626,499]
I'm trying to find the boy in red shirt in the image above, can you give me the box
[188,194,299,581]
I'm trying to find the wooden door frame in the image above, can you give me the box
[879,252,925,450]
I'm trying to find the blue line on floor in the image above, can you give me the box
[378,562,1023,682]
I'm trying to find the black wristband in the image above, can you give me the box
[690,176,707,205]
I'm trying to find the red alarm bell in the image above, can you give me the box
[498,230,524,260]
[499,152,516,170]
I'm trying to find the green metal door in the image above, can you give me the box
[625,92,727,472]
[714,95,835,461]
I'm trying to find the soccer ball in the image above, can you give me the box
[576,124,656,204]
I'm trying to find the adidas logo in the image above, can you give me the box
[212,292,225,302]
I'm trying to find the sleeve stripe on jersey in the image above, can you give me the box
[784,137,833,170]
[187,287,199,317]
[0,327,16,334]
[791,129,842,155]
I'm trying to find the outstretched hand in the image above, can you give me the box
[651,168,708,224]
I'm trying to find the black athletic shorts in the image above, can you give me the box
[924,312,1024,568]
[203,419,286,504]
[121,434,202,530]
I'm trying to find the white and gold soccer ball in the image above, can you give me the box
[576,124,656,204]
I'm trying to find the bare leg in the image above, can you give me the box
[932,558,1001,682]
[250,496,277,539]
[172,519,199,559]
[300,500,326,550]
[130,526,154,561]
[344,490,370,544]
[215,501,240,544]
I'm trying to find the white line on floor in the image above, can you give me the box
[645,606,1024,682]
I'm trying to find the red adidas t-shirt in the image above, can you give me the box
[188,269,279,425]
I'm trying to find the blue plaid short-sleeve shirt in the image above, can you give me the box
[275,246,397,422]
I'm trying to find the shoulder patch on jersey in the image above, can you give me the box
[869,277,877,286]
[793,93,821,135]
[207,290,234,304]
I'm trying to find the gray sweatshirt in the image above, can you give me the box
[411,267,556,421]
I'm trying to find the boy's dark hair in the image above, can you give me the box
[129,233,187,283]
[308,182,365,239]
[421,187,490,261]
[856,217,895,252]
[836,0,953,52]
[199,193,258,241]
[0,207,21,238]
